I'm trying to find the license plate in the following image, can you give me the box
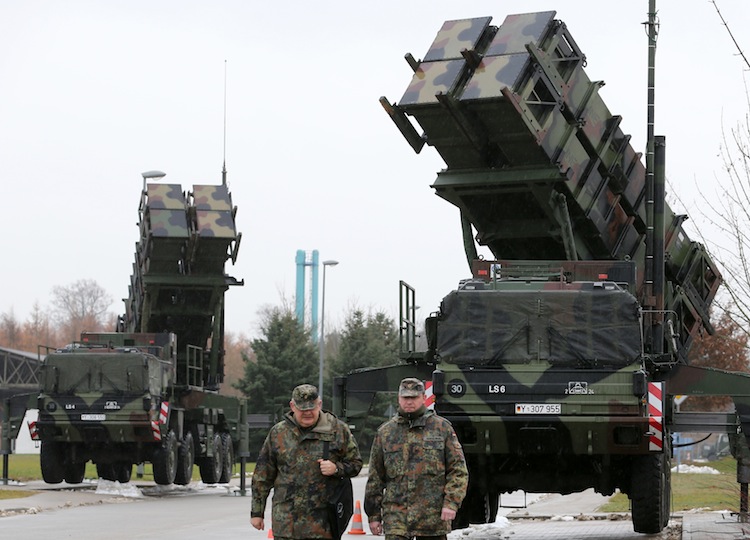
[515,403,561,415]
[81,414,106,421]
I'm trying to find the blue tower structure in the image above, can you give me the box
[295,249,319,342]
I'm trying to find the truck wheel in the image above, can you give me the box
[631,451,670,534]
[115,462,133,483]
[199,433,223,484]
[40,441,65,484]
[153,430,178,485]
[175,431,195,485]
[96,463,116,481]
[219,433,234,483]
[64,460,86,484]
[454,486,499,529]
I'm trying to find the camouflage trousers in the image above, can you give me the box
[385,536,447,540]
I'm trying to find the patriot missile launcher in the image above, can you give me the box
[10,176,247,486]
[334,11,750,534]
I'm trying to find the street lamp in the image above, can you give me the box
[141,170,166,192]
[319,259,339,395]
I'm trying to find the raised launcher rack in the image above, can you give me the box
[381,11,720,362]
[118,180,242,390]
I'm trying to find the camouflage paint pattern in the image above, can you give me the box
[147,209,190,238]
[146,183,186,210]
[10,172,246,485]
[121,177,242,391]
[192,184,233,211]
[35,343,173,463]
[384,11,720,361]
[485,11,555,56]
[423,17,491,62]
[195,210,236,238]
[364,409,468,537]
[33,332,245,474]
[338,10,749,534]
[251,410,362,539]
[461,54,527,100]
[399,60,465,106]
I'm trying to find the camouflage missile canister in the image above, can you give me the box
[121,180,242,389]
[382,11,720,361]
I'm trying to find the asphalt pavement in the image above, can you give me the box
[3,477,750,539]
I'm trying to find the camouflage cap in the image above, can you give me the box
[292,384,320,410]
[398,377,425,397]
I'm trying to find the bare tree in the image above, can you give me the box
[0,308,21,348]
[695,2,750,335]
[25,301,56,349]
[51,279,113,341]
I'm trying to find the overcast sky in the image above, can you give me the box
[2,1,748,339]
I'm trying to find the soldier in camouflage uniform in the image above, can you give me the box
[365,378,468,540]
[251,384,363,539]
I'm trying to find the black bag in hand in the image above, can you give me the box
[323,441,354,539]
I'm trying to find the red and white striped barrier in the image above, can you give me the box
[152,401,169,441]
[647,382,664,451]
[28,420,39,441]
[425,380,435,410]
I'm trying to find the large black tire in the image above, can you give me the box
[40,441,65,484]
[115,462,133,483]
[219,433,234,484]
[454,486,498,529]
[199,433,223,484]
[631,451,671,534]
[174,431,195,486]
[153,430,178,485]
[64,460,86,484]
[97,463,116,481]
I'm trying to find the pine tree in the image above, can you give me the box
[236,307,317,417]
[329,308,400,458]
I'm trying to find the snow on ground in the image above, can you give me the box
[94,479,234,498]
[671,464,720,474]
[448,515,512,539]
[95,479,144,497]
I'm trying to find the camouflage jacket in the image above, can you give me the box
[251,410,363,539]
[364,408,468,536]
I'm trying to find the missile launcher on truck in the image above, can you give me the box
[333,11,750,534]
[5,176,247,486]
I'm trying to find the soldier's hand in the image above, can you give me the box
[369,520,383,535]
[441,507,457,521]
[251,517,264,530]
[317,458,337,476]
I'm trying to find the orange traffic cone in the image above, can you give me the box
[348,500,366,535]
[267,529,273,539]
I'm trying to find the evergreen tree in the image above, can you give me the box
[329,307,400,458]
[236,306,318,456]
[329,308,400,381]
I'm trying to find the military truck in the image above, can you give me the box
[333,11,750,534]
[24,175,247,486]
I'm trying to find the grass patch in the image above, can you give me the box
[0,489,38,500]
[598,457,741,513]
[1,453,255,483]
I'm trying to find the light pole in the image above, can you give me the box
[141,170,166,191]
[319,259,339,395]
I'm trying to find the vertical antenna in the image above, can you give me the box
[222,59,228,186]
[644,1,658,307]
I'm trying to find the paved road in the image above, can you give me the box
[1,473,747,539]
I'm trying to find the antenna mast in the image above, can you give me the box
[222,59,228,186]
